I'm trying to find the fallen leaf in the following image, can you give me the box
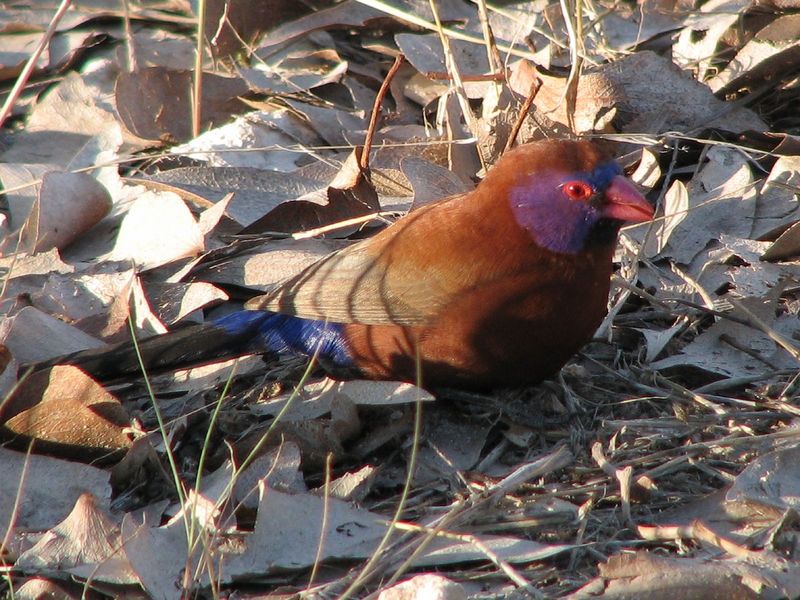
[230,484,388,574]
[240,147,380,235]
[250,377,434,421]
[15,171,109,253]
[148,165,323,227]
[192,237,347,291]
[0,446,111,538]
[513,51,767,135]
[726,444,800,510]
[1,365,131,461]
[170,109,323,171]
[115,67,249,143]
[401,156,471,209]
[416,406,491,483]
[0,306,104,364]
[16,492,138,585]
[110,189,204,269]
[709,14,800,95]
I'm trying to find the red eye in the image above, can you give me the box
[563,181,593,201]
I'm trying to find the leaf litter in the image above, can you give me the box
[1,0,800,597]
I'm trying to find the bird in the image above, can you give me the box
[34,139,654,391]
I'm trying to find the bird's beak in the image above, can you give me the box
[602,176,654,223]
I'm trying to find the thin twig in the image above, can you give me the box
[475,0,501,78]
[193,0,207,138]
[505,77,542,153]
[0,0,72,129]
[361,55,404,171]
[558,0,582,134]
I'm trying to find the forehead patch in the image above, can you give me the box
[586,161,623,191]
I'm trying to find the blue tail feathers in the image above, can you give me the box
[213,310,354,369]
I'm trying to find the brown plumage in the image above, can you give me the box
[244,139,653,389]
[41,139,653,391]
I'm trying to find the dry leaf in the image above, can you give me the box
[0,446,111,538]
[110,190,204,269]
[149,164,323,227]
[230,484,388,574]
[240,147,380,235]
[0,306,104,364]
[754,155,800,242]
[709,14,800,95]
[193,237,347,291]
[416,407,491,483]
[401,156,471,209]
[250,377,434,421]
[16,493,138,585]
[513,51,767,135]
[1,365,131,461]
[115,67,248,143]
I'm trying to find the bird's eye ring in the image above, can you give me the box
[563,181,593,202]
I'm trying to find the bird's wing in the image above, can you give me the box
[245,200,475,326]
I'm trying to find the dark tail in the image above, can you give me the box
[26,315,272,383]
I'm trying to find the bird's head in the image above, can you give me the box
[488,140,654,255]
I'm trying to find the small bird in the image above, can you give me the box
[40,139,653,390]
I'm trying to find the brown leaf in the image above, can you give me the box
[314,464,378,503]
[146,165,323,227]
[16,492,138,585]
[192,237,347,291]
[726,445,800,511]
[235,417,345,470]
[141,281,228,325]
[595,551,775,599]
[762,221,800,261]
[228,485,388,576]
[512,51,767,135]
[109,189,204,269]
[233,442,306,510]
[203,0,311,59]
[709,14,800,95]
[2,71,124,166]
[400,156,471,209]
[14,577,84,600]
[1,365,131,461]
[396,33,491,98]
[0,446,111,536]
[0,306,105,364]
[115,67,249,143]
[242,44,348,95]
[18,170,111,253]
[260,0,459,49]
[240,147,380,235]
[250,377,434,421]
[416,406,491,484]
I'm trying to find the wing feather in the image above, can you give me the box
[245,200,471,325]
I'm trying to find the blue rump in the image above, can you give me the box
[213,310,354,369]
